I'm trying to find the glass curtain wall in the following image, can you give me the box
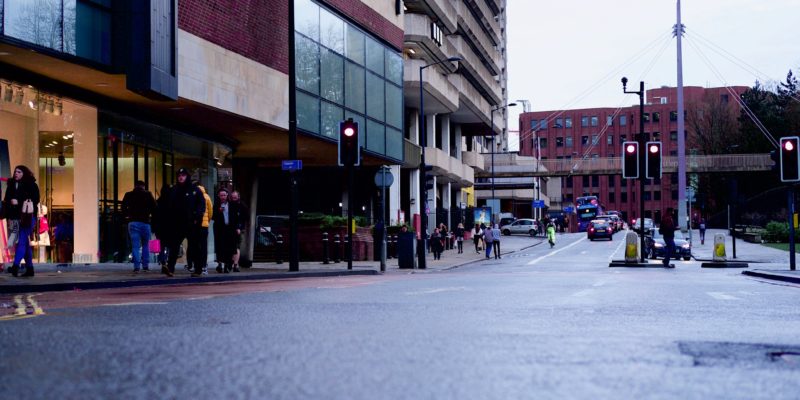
[295,0,404,162]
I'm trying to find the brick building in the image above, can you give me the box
[518,86,747,225]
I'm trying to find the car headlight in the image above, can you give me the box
[654,243,664,248]
[681,244,690,249]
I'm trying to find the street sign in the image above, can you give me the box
[281,159,303,171]
[564,206,575,213]
[532,200,545,208]
[459,202,467,210]
[374,167,394,187]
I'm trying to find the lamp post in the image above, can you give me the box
[488,103,516,223]
[419,56,461,270]
[622,77,647,263]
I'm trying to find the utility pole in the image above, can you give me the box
[675,0,688,232]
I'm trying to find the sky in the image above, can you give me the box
[506,0,800,149]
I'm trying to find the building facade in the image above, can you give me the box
[519,86,747,225]
[0,0,407,264]
[402,0,510,232]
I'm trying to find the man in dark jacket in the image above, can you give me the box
[660,208,676,268]
[122,180,157,273]
[158,168,206,277]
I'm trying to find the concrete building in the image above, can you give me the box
[519,86,747,225]
[402,0,510,231]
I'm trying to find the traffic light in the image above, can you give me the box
[780,136,800,182]
[338,118,360,167]
[622,141,639,179]
[645,141,662,179]
[423,165,434,191]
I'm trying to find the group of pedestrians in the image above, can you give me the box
[468,223,502,259]
[123,168,249,277]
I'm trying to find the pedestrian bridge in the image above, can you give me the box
[477,154,772,177]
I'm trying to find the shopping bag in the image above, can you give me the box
[148,239,161,253]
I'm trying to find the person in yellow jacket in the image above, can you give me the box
[186,183,213,276]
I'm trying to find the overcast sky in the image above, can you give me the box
[506,0,800,140]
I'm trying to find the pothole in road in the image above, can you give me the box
[678,341,800,369]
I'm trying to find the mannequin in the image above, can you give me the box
[36,205,50,262]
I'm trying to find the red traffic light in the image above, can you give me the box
[649,144,659,153]
[343,126,355,137]
[784,140,795,152]
[625,144,636,154]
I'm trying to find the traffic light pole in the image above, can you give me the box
[790,186,796,270]
[624,80,647,263]
[419,65,428,270]
[347,166,354,270]
[288,0,300,271]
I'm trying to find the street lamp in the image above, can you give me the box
[488,103,517,222]
[622,77,647,263]
[419,56,461,270]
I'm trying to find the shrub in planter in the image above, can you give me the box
[765,221,789,242]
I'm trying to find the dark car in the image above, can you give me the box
[645,229,692,260]
[587,220,613,241]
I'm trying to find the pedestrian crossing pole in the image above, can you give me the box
[789,186,796,271]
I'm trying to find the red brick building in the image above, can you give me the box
[518,86,748,224]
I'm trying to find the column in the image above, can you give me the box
[454,125,463,161]
[72,106,99,263]
[440,115,451,156]
[389,165,401,225]
[443,182,452,229]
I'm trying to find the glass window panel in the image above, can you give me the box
[367,119,385,154]
[295,0,319,41]
[366,73,384,121]
[4,0,64,51]
[385,51,402,85]
[295,33,319,94]
[345,61,365,113]
[365,36,384,76]
[320,48,343,104]
[320,102,343,139]
[319,7,344,54]
[344,112,366,149]
[385,82,402,129]
[386,127,403,160]
[74,0,111,64]
[565,117,572,128]
[345,25,365,65]
[296,90,320,134]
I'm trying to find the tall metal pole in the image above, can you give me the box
[790,186,796,270]
[418,65,428,270]
[347,167,354,270]
[638,81,646,263]
[380,166,387,272]
[675,0,688,232]
[490,109,496,202]
[288,0,299,271]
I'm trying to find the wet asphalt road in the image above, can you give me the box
[2,232,799,399]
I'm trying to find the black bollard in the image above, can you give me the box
[276,234,284,264]
[344,234,351,263]
[322,232,329,264]
[388,235,395,259]
[333,234,341,263]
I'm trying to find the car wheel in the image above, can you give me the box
[589,238,594,241]
[649,249,656,259]
[528,230,536,236]
[609,236,613,241]
[503,229,511,236]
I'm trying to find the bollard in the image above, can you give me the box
[389,235,397,259]
[322,232,329,264]
[713,233,726,262]
[333,234,341,263]
[344,234,351,262]
[624,231,639,263]
[276,234,284,264]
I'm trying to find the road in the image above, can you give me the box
[2,232,799,399]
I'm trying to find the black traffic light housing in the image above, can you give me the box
[423,165,434,191]
[622,141,639,179]
[645,141,662,179]
[338,118,360,167]
[780,136,800,182]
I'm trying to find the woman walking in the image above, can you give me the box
[4,166,40,277]
[472,223,483,253]
[455,223,465,254]
[430,228,443,260]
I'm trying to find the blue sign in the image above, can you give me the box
[281,160,303,171]
[564,206,575,213]
[532,200,545,208]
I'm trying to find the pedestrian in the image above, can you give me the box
[430,227,443,260]
[439,223,449,251]
[213,188,240,273]
[4,165,40,277]
[190,183,213,276]
[230,190,248,271]
[455,223,465,254]
[564,216,570,233]
[483,223,495,258]
[472,223,483,253]
[157,168,206,277]
[699,218,706,245]
[660,208,677,268]
[491,224,501,259]
[479,223,487,252]
[546,222,556,248]
[121,180,157,273]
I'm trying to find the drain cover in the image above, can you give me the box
[679,341,800,369]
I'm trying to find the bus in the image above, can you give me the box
[575,196,603,232]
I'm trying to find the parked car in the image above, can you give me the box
[501,218,538,236]
[645,229,692,260]
[587,219,613,241]
[631,218,654,233]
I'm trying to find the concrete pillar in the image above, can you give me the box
[440,115,451,156]
[232,159,259,267]
[409,110,420,145]
[428,175,437,234]
[389,165,401,225]
[426,114,436,150]
[455,125,463,161]
[410,169,420,223]
[443,181,452,228]
[72,105,99,263]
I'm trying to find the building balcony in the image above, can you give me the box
[404,58,460,115]
[448,74,493,128]
[404,139,421,168]
[454,0,502,70]
[448,35,501,104]
[404,14,458,66]
[462,0,502,46]
[462,150,485,172]
[403,0,457,34]
[427,147,475,187]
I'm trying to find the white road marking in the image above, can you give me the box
[527,237,586,265]
[571,289,594,297]
[405,287,470,295]
[707,292,740,300]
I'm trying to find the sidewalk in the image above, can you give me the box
[688,229,800,285]
[0,235,545,293]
